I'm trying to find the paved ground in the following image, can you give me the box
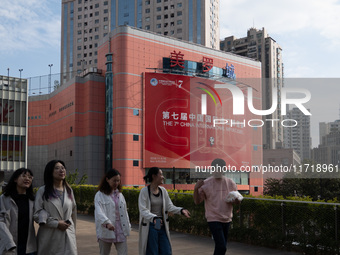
[76,214,301,255]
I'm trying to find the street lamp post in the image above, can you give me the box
[19,69,23,79]
[48,64,53,93]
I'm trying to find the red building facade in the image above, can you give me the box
[29,26,263,194]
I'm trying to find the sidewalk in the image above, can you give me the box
[76,214,300,255]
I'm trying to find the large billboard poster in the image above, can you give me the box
[144,72,260,169]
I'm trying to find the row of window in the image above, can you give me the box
[146,9,182,16]
[78,0,108,5]
[149,3,182,9]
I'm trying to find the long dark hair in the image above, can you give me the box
[3,168,35,201]
[43,160,72,201]
[143,167,160,183]
[98,169,122,195]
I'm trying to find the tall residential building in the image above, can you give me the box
[319,120,340,145]
[284,107,311,161]
[220,27,284,149]
[0,75,28,188]
[61,0,220,83]
[312,130,340,166]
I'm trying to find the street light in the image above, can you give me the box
[48,64,53,93]
[19,69,23,79]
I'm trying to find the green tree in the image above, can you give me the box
[66,169,88,185]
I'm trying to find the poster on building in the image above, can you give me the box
[0,101,14,124]
[144,72,259,170]
[1,136,24,161]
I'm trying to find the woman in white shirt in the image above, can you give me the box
[94,169,130,255]
[138,167,190,255]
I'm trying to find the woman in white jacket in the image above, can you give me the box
[34,160,77,255]
[0,168,37,255]
[94,169,130,255]
[138,167,190,255]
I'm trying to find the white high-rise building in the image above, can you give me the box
[220,27,284,150]
[284,107,311,161]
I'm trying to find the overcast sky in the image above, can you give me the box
[1,0,339,147]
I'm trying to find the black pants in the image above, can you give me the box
[208,221,231,255]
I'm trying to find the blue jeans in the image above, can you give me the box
[146,222,172,255]
[208,222,231,255]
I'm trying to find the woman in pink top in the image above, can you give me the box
[94,169,131,255]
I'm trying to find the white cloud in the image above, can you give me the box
[0,0,61,53]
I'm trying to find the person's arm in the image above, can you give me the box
[138,188,157,223]
[0,196,16,252]
[94,192,112,228]
[34,187,61,229]
[163,188,190,217]
[193,180,204,205]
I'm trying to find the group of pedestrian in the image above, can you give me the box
[0,158,240,255]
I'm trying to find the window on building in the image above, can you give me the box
[78,15,82,19]
[70,126,73,133]
[104,1,108,5]
[95,3,99,8]
[164,6,168,10]
[78,7,82,11]
[95,11,99,16]
[70,150,73,156]
[104,25,108,30]
[156,24,161,28]
[164,14,168,19]
[177,11,182,16]
[104,9,108,13]
[133,135,139,141]
[157,7,161,11]
[177,28,182,33]
[145,8,150,13]
[145,17,150,22]
[164,31,168,35]
[145,0,150,4]
[145,25,150,30]
[95,19,99,24]
[157,15,161,20]
[157,0,161,2]
[133,160,139,166]
[177,20,182,25]
[170,13,174,18]
[104,17,108,22]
